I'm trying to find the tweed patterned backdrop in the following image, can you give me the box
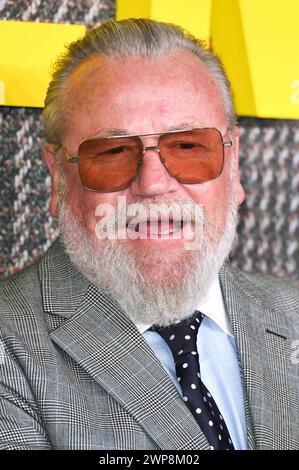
[1,1,299,280]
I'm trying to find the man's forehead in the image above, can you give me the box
[65,49,216,89]
[61,50,227,144]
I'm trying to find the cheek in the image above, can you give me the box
[63,168,121,236]
[183,174,232,232]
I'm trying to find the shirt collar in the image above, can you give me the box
[197,277,233,336]
[135,277,233,337]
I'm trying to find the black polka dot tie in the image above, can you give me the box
[153,311,234,450]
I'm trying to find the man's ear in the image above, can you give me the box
[231,127,245,205]
[44,144,60,217]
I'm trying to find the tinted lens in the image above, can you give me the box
[78,137,141,191]
[160,128,224,184]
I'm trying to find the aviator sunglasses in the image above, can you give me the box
[62,127,233,192]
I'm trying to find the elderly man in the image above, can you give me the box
[0,18,298,450]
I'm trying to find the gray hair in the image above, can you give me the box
[42,18,236,145]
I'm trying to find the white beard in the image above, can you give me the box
[57,186,238,327]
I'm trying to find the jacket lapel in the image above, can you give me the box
[219,264,295,450]
[41,240,210,450]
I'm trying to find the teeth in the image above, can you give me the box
[147,227,179,235]
[126,221,185,235]
[158,228,177,235]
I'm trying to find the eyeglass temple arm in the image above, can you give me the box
[223,141,233,147]
[64,155,80,162]
[59,144,80,162]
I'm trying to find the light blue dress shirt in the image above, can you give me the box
[136,279,247,450]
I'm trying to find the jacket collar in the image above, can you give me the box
[40,238,89,318]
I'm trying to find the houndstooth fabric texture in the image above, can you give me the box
[0,1,299,280]
[0,240,298,449]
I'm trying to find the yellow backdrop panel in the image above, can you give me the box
[117,0,299,118]
[116,0,212,44]
[0,21,85,107]
[212,0,299,118]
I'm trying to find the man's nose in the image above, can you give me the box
[129,146,179,197]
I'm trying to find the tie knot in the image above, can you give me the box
[152,311,203,361]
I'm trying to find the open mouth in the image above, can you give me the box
[126,217,186,237]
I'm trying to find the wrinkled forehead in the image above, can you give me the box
[61,50,228,144]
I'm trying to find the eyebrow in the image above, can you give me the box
[89,128,130,138]
[167,122,200,132]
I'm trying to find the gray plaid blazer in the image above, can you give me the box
[0,240,298,450]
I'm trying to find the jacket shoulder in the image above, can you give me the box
[0,260,42,322]
[0,240,64,315]
[223,264,299,318]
